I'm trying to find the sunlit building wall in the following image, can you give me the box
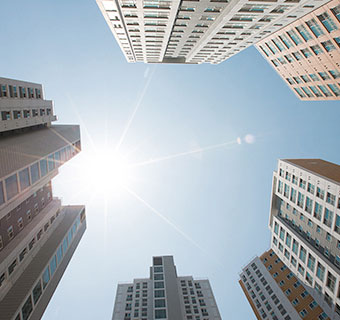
[0,77,86,320]
[96,0,331,64]
[239,249,332,320]
[112,255,221,320]
[256,0,340,100]
[269,159,340,319]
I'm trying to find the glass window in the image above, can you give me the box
[154,290,165,298]
[321,40,336,52]
[292,239,298,254]
[318,85,332,97]
[19,168,30,191]
[310,45,324,55]
[324,208,334,228]
[299,246,306,263]
[47,154,55,171]
[328,84,340,97]
[318,12,338,33]
[301,49,313,59]
[0,181,4,205]
[279,34,293,48]
[154,299,166,308]
[50,255,57,277]
[331,4,340,22]
[286,233,291,247]
[296,25,313,41]
[42,266,50,289]
[57,245,63,262]
[32,280,42,305]
[155,309,167,319]
[287,30,302,45]
[154,274,163,280]
[21,296,33,320]
[5,174,19,200]
[30,162,40,184]
[154,281,164,289]
[316,262,325,281]
[306,18,324,37]
[307,254,315,271]
[309,86,322,97]
[62,237,68,253]
[54,151,61,167]
[40,159,48,177]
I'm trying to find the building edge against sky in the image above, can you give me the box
[0,77,86,320]
[112,255,221,320]
[96,0,332,65]
[256,0,340,100]
[240,158,340,320]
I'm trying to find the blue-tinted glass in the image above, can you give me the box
[5,174,18,200]
[287,30,302,45]
[50,255,57,276]
[306,19,324,37]
[334,37,340,47]
[0,181,4,205]
[68,230,72,244]
[42,266,50,289]
[19,168,30,191]
[40,159,48,177]
[62,237,68,253]
[318,12,338,32]
[57,245,63,262]
[54,151,61,167]
[328,84,340,96]
[48,154,55,171]
[30,162,40,184]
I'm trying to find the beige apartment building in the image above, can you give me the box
[256,0,340,100]
[240,249,332,320]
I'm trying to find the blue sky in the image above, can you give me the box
[2,1,340,319]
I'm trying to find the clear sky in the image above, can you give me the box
[1,1,340,319]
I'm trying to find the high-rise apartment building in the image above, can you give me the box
[239,249,332,320]
[269,159,340,318]
[96,0,330,64]
[112,255,221,320]
[256,0,340,100]
[0,77,86,320]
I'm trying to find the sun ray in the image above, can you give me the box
[129,139,238,168]
[124,185,204,252]
[65,94,97,153]
[115,66,157,152]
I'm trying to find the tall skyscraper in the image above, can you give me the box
[0,77,86,320]
[256,0,340,100]
[239,249,333,320]
[112,255,221,320]
[269,159,340,318]
[96,0,330,64]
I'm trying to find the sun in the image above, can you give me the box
[79,147,133,195]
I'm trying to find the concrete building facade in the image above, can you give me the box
[112,256,221,320]
[240,249,332,319]
[256,0,340,100]
[96,0,331,64]
[0,77,86,320]
[269,159,340,318]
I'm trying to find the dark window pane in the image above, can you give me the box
[22,296,33,320]
[0,181,4,205]
[5,174,18,200]
[19,168,30,191]
[32,281,42,305]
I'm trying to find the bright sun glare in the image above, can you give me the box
[83,149,132,194]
